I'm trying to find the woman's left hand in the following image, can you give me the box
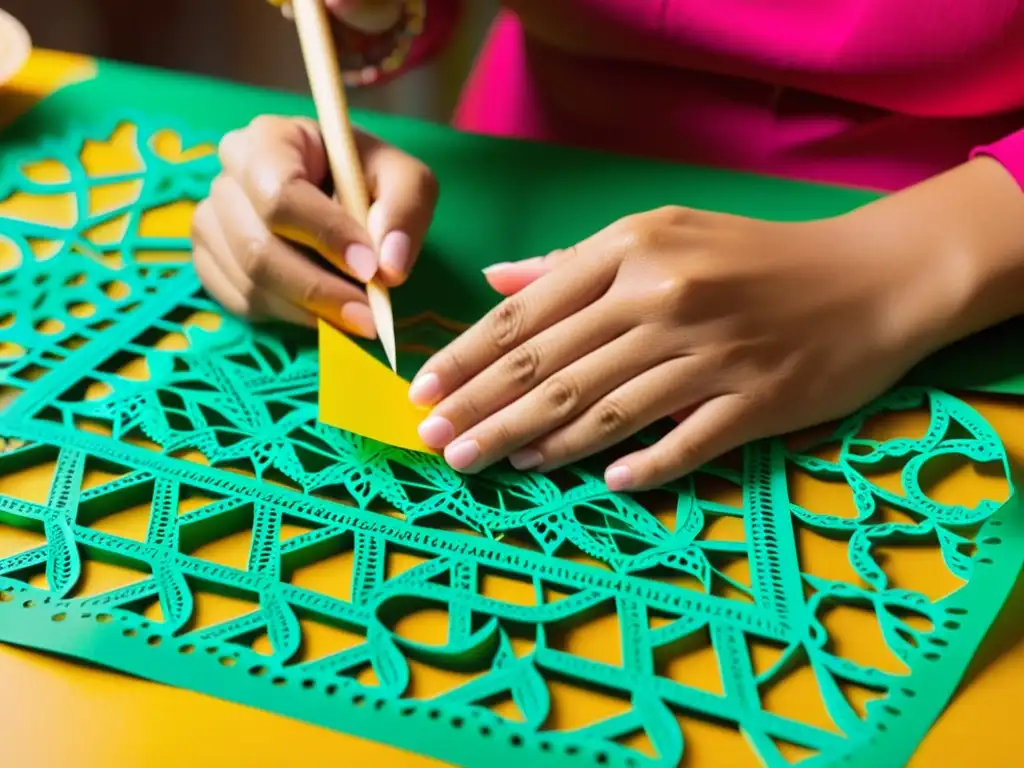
[409,204,954,491]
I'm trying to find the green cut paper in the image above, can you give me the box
[0,63,1019,768]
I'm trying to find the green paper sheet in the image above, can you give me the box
[0,61,1021,768]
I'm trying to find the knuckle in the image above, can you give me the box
[487,298,527,351]
[649,269,716,315]
[450,392,485,425]
[216,129,242,161]
[423,170,440,203]
[293,116,320,136]
[716,338,759,373]
[613,217,656,257]
[320,216,355,252]
[634,222,675,253]
[545,246,570,264]
[650,275,691,310]
[643,451,682,484]
[206,176,237,222]
[208,174,231,200]
[674,441,702,472]
[610,214,643,246]
[445,350,467,381]
[441,348,470,386]
[653,204,691,225]
[190,198,211,243]
[617,206,689,255]
[486,418,515,449]
[413,162,440,204]
[615,211,646,232]
[543,376,581,416]
[242,233,273,282]
[248,114,285,134]
[535,246,575,274]
[503,344,542,387]
[254,178,287,222]
[298,279,323,309]
[593,398,630,437]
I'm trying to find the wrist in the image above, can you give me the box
[840,158,1024,358]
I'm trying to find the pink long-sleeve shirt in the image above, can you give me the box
[402,0,1024,192]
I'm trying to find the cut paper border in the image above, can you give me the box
[0,108,1022,768]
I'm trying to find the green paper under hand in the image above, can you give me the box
[0,65,1022,768]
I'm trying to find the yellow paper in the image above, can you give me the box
[0,49,97,130]
[318,320,434,453]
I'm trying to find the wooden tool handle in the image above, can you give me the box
[290,0,371,224]
[289,0,398,371]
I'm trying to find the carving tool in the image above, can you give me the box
[286,0,398,371]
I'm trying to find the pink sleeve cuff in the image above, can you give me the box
[971,127,1024,190]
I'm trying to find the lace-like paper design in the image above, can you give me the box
[0,116,1021,768]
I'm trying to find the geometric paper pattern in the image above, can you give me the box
[0,116,1021,768]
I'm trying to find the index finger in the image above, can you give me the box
[220,117,377,283]
[219,117,327,206]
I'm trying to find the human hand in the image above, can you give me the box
[324,0,404,32]
[192,115,437,336]
[409,206,955,490]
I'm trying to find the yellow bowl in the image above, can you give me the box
[0,10,31,86]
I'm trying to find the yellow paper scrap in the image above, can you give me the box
[1,49,97,131]
[318,320,434,453]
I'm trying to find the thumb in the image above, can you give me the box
[482,247,580,295]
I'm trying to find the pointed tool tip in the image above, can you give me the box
[366,280,397,374]
[381,334,398,374]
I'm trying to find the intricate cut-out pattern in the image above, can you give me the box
[0,116,1021,768]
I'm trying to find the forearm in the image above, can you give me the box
[845,156,1024,354]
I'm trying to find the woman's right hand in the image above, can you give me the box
[192,115,438,337]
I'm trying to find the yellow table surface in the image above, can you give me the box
[1,49,1022,767]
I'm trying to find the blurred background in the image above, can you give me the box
[3,0,497,121]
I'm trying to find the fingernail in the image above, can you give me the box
[380,231,412,276]
[482,262,512,276]
[409,372,442,405]
[445,439,481,471]
[482,256,544,275]
[345,243,377,283]
[418,415,455,449]
[605,464,633,491]
[341,302,376,339]
[510,449,543,471]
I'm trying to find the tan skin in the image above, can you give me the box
[193,2,1024,491]
[192,116,437,336]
